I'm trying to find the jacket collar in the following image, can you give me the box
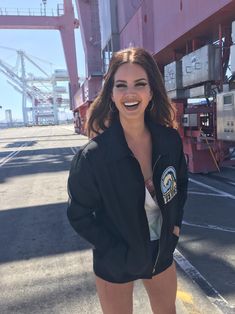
[101,116,169,163]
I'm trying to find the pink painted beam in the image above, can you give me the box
[73,0,103,109]
[0,15,61,29]
[60,0,80,109]
[60,2,80,109]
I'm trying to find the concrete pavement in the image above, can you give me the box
[0,124,233,313]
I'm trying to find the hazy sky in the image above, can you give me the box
[0,0,85,121]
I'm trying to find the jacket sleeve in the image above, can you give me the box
[175,133,188,228]
[67,148,117,253]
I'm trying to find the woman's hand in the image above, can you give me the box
[173,226,180,237]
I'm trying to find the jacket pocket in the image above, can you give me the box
[94,241,128,280]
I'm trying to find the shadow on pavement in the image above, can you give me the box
[0,202,91,264]
[1,270,99,314]
[0,146,81,183]
[5,141,37,148]
[178,224,235,306]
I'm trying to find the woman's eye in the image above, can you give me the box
[115,84,127,88]
[135,82,147,87]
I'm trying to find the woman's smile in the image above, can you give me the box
[122,99,141,111]
[123,101,140,108]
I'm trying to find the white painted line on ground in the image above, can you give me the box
[0,143,27,167]
[188,191,226,197]
[0,150,17,163]
[189,178,235,200]
[182,220,235,233]
[71,147,77,154]
[174,249,232,313]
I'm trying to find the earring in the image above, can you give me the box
[147,100,154,111]
[109,101,117,112]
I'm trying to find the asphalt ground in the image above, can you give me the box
[0,125,234,314]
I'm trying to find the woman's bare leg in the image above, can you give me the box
[142,262,177,314]
[95,275,134,314]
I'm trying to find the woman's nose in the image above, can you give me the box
[124,85,137,94]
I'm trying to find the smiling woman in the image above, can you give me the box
[87,47,176,137]
[67,47,188,314]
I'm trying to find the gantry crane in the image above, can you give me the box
[0,47,70,125]
[0,0,79,113]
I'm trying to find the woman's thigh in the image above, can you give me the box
[142,262,177,314]
[95,275,134,314]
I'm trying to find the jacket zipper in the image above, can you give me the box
[152,154,161,174]
[152,154,162,274]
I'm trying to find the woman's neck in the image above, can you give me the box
[120,117,148,142]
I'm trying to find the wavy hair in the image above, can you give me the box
[86,47,176,137]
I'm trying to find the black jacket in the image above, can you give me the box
[67,118,188,283]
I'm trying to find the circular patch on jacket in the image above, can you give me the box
[161,166,177,204]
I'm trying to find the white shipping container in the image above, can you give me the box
[231,44,235,74]
[54,86,67,93]
[232,21,235,44]
[54,69,68,78]
[182,45,220,87]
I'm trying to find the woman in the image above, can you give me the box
[67,47,188,314]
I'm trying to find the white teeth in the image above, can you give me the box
[124,102,139,107]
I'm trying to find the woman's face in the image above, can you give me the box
[111,63,152,122]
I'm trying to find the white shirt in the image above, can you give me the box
[144,187,163,241]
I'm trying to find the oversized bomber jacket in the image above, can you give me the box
[67,117,188,283]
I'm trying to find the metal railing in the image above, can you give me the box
[0,4,64,17]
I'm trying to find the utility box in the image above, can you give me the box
[217,91,235,141]
[182,44,220,87]
[182,113,198,127]
[164,60,182,91]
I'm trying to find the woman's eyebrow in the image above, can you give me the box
[115,78,147,83]
[135,78,148,83]
[115,80,126,83]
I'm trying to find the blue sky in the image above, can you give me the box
[0,0,85,121]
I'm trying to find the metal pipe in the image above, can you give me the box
[219,23,223,92]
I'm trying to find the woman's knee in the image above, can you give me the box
[142,263,177,313]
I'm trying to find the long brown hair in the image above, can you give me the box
[86,47,175,137]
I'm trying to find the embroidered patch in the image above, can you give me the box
[161,166,177,204]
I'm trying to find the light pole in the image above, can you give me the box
[42,0,47,15]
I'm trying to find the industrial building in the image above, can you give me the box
[74,0,235,173]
